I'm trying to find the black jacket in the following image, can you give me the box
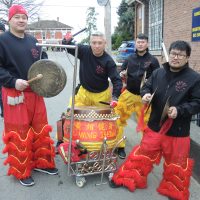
[66,44,122,99]
[121,50,160,95]
[0,31,47,88]
[141,62,200,137]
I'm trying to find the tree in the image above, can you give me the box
[0,0,44,23]
[112,0,135,49]
[80,7,98,44]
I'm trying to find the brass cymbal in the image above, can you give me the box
[140,71,147,89]
[160,96,170,125]
[145,87,158,114]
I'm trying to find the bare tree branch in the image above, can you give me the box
[0,0,44,23]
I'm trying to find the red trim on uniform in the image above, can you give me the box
[32,125,55,169]
[157,159,194,200]
[112,145,154,191]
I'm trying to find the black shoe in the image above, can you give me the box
[56,140,63,154]
[34,168,58,175]
[109,180,120,188]
[117,148,126,159]
[19,177,35,186]
[56,140,63,147]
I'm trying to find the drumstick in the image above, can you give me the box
[27,74,43,83]
[99,101,110,105]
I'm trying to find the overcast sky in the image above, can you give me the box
[39,0,122,38]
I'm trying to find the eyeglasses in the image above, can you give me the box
[169,52,187,59]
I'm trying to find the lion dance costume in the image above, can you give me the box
[111,105,193,200]
[2,87,56,180]
[114,89,151,148]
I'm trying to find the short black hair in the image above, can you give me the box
[169,40,191,57]
[136,33,148,41]
[0,22,5,32]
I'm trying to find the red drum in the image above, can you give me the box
[63,106,119,152]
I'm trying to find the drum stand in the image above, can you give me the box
[37,43,126,188]
[68,137,126,187]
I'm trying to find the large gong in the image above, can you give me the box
[28,59,67,97]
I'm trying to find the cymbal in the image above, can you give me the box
[160,96,170,125]
[145,87,158,114]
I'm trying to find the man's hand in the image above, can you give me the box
[168,106,177,119]
[110,100,118,108]
[110,96,118,108]
[15,79,29,91]
[62,33,73,45]
[120,70,127,78]
[142,93,152,104]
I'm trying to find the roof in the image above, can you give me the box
[27,20,73,30]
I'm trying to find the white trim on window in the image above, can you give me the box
[149,0,163,51]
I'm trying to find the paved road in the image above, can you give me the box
[0,51,199,200]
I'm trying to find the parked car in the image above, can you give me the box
[116,40,135,64]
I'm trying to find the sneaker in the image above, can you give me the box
[109,180,120,188]
[117,148,126,159]
[34,168,58,175]
[56,140,63,154]
[19,177,35,186]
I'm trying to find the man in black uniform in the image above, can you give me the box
[110,40,200,200]
[114,33,160,158]
[64,31,122,106]
[0,5,58,187]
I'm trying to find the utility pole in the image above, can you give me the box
[104,1,111,54]
[97,0,111,54]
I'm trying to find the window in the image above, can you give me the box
[50,30,55,39]
[42,31,46,40]
[149,0,163,50]
[138,6,142,19]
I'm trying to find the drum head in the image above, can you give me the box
[28,59,67,97]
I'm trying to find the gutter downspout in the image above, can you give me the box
[135,0,145,33]
[161,1,169,62]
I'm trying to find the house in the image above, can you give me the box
[26,18,73,45]
[126,0,200,72]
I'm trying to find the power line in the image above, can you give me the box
[41,4,119,8]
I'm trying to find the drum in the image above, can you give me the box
[63,106,119,152]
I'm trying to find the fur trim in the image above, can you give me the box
[157,180,189,200]
[157,159,194,200]
[34,148,55,160]
[112,176,136,192]
[33,137,54,151]
[3,129,34,145]
[7,166,32,180]
[115,101,134,126]
[122,178,136,192]
[112,145,153,191]
[34,158,55,169]
[117,169,147,189]
[3,145,29,158]
[4,154,32,167]
[163,159,193,189]
[2,142,31,155]
[124,157,153,176]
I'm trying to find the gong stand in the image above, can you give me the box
[36,43,78,176]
